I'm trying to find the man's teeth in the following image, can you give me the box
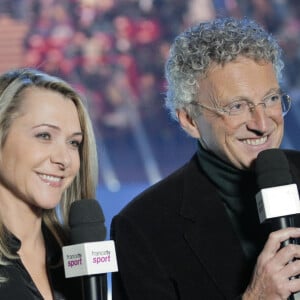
[40,174,61,182]
[242,136,267,145]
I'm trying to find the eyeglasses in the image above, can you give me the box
[190,92,291,117]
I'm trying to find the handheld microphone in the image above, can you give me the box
[62,199,118,300]
[255,149,300,230]
[255,149,300,300]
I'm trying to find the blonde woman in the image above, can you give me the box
[0,68,98,299]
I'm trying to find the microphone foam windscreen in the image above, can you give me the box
[255,148,293,189]
[69,199,106,244]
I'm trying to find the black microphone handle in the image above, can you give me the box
[82,274,107,300]
[269,216,296,248]
[270,216,300,300]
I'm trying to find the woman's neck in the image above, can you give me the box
[0,190,43,245]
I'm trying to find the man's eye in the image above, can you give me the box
[228,101,247,112]
[268,94,280,103]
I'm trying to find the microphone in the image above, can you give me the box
[255,149,300,230]
[62,199,118,300]
[255,149,300,300]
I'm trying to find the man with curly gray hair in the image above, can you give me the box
[111,17,300,299]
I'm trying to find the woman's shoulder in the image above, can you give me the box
[0,260,35,300]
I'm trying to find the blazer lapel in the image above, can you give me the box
[180,157,250,297]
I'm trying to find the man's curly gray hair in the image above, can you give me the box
[165,17,284,120]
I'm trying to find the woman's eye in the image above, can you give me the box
[70,140,81,148]
[36,132,51,140]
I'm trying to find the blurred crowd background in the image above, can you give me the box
[2,1,300,297]
[0,0,300,298]
[1,0,300,190]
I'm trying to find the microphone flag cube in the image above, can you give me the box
[63,240,118,278]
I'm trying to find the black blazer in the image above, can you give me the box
[111,150,300,300]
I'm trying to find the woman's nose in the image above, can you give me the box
[50,144,71,169]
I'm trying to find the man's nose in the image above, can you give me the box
[246,104,268,133]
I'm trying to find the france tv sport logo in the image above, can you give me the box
[63,240,118,278]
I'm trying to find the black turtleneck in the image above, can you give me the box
[197,142,269,267]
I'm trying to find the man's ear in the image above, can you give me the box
[177,109,201,138]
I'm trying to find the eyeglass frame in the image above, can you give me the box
[189,91,291,118]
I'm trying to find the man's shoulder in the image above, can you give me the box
[284,149,300,162]
[117,154,199,217]
[283,149,300,178]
